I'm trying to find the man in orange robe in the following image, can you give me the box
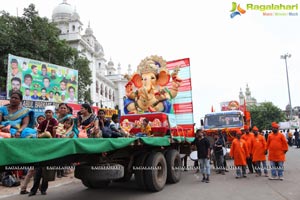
[241,125,254,173]
[230,129,249,178]
[266,122,288,180]
[251,126,268,177]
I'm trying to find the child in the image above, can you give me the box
[109,114,129,137]
[136,118,152,137]
[0,123,11,138]
[56,118,75,138]
[35,115,45,129]
[37,106,58,138]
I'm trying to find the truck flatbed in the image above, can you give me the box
[0,137,194,167]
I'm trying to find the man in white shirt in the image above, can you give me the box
[23,88,31,100]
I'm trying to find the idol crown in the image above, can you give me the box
[137,55,168,75]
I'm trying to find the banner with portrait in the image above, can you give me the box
[7,54,78,104]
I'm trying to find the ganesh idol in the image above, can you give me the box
[124,55,182,114]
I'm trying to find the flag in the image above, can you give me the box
[211,105,214,112]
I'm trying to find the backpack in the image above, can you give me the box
[1,172,20,187]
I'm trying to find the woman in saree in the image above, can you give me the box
[0,90,37,138]
[78,103,101,138]
[56,103,78,138]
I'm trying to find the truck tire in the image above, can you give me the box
[81,179,110,189]
[115,168,133,182]
[144,152,167,192]
[75,164,124,181]
[133,153,149,189]
[165,149,181,183]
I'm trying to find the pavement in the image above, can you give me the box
[0,171,79,199]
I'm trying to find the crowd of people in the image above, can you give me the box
[0,90,294,193]
[0,90,149,196]
[191,122,289,183]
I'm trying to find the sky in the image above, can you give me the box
[2,0,300,127]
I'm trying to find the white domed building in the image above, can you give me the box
[52,0,129,112]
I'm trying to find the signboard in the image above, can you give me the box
[7,54,78,103]
[166,58,194,136]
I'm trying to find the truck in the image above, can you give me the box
[201,100,251,146]
[0,56,194,192]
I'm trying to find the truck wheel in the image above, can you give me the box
[75,164,124,181]
[133,153,149,189]
[165,149,181,183]
[81,179,110,189]
[144,152,167,192]
[115,168,133,182]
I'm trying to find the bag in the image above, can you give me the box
[1,173,20,187]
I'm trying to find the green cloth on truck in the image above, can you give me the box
[140,137,170,146]
[0,137,171,166]
[172,136,195,143]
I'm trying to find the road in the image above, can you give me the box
[1,147,299,200]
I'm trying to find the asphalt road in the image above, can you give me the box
[1,147,299,200]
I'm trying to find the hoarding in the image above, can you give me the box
[7,54,78,103]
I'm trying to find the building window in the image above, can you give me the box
[105,87,108,98]
[100,84,103,95]
[113,92,115,101]
[109,90,112,100]
[72,25,75,31]
[96,81,99,94]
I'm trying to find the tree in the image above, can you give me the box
[73,57,92,103]
[249,102,286,130]
[0,4,92,101]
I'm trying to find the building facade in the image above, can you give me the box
[238,84,257,107]
[52,0,129,113]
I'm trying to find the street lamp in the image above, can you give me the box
[280,53,293,123]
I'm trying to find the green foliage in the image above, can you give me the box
[248,102,286,130]
[73,57,92,103]
[0,4,92,101]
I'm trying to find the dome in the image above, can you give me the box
[95,42,104,53]
[85,21,93,35]
[71,10,80,21]
[52,0,74,21]
[85,27,93,35]
[108,59,114,66]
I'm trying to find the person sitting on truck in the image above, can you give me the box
[37,106,58,138]
[97,109,113,138]
[56,103,78,138]
[56,118,75,138]
[135,118,152,137]
[78,104,100,138]
[108,114,129,138]
[0,90,37,138]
